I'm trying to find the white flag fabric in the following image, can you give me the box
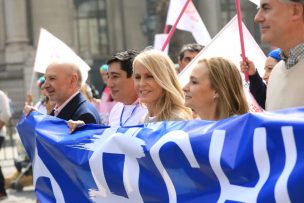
[249,0,259,6]
[178,15,266,88]
[34,29,90,84]
[178,16,266,112]
[166,0,211,46]
[153,34,169,54]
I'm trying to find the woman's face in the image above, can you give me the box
[133,62,163,107]
[183,62,217,118]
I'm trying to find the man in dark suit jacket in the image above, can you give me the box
[25,62,101,125]
[51,92,100,124]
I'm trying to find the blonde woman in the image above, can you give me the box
[133,50,192,123]
[183,57,248,120]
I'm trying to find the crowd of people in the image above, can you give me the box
[47,45,253,131]
[0,0,303,200]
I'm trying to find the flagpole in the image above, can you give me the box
[235,0,249,82]
[29,70,35,93]
[25,70,36,105]
[161,0,191,51]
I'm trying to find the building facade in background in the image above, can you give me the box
[0,0,262,121]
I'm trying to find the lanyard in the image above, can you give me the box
[120,103,138,126]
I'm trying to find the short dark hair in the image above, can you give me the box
[107,50,139,78]
[178,43,204,60]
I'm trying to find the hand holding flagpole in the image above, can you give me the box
[235,0,249,82]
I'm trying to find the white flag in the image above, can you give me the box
[178,15,266,87]
[166,0,211,46]
[153,34,169,54]
[249,0,259,6]
[34,29,90,84]
[178,16,266,112]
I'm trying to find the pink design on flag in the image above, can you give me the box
[166,0,211,46]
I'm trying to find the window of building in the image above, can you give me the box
[74,0,109,59]
[220,0,236,24]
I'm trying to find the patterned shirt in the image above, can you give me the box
[281,43,304,69]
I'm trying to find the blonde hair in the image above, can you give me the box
[133,50,192,121]
[200,57,248,119]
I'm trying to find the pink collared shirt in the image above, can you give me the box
[53,91,80,117]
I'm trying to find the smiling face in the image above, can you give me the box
[133,62,163,112]
[107,62,137,104]
[44,63,76,107]
[254,0,296,49]
[183,62,217,119]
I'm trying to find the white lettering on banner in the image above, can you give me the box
[209,128,270,203]
[34,125,298,202]
[275,127,297,203]
[209,127,297,203]
[150,130,200,203]
[33,147,65,203]
[88,127,145,203]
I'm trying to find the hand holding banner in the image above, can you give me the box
[17,107,304,202]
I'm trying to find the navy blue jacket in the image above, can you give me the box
[249,71,266,109]
[54,92,101,124]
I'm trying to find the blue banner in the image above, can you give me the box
[17,108,304,203]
